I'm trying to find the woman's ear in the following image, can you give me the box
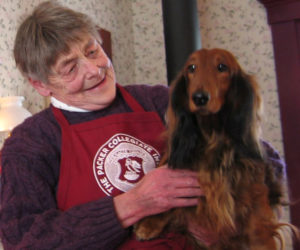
[28,78,52,97]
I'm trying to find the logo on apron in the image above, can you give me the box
[93,133,161,196]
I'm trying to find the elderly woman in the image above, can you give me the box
[0,1,285,250]
[0,1,204,249]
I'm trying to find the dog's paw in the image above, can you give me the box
[134,222,162,241]
[134,213,171,241]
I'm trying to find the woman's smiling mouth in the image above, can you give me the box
[86,76,106,91]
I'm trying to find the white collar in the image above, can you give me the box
[50,97,91,112]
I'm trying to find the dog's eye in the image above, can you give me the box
[187,64,196,73]
[217,63,228,72]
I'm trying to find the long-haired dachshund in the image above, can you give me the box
[135,48,298,249]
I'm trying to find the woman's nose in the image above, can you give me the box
[83,56,109,79]
[83,60,99,78]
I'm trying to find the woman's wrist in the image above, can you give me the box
[113,191,145,228]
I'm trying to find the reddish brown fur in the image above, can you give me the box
[135,49,298,249]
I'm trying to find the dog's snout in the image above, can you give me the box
[192,92,210,106]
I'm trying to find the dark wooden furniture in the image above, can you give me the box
[258,1,300,249]
[98,28,112,61]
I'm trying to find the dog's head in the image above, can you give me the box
[167,49,263,167]
[170,48,262,130]
[178,49,249,114]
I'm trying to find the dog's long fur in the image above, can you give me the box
[135,48,298,249]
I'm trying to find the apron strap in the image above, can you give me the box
[52,106,70,127]
[117,84,145,112]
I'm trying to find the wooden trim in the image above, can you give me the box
[98,28,112,61]
[266,1,300,23]
[259,1,300,249]
[258,0,298,8]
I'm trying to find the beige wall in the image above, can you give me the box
[130,0,167,85]
[197,0,284,156]
[0,0,293,247]
[0,0,138,146]
[0,0,284,158]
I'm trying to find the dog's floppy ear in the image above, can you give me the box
[170,72,188,114]
[221,71,260,157]
[168,73,200,169]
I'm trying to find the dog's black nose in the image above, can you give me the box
[192,92,210,106]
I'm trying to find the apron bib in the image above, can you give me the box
[53,84,192,249]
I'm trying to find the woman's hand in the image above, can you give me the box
[114,165,203,228]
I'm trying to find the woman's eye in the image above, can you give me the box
[88,49,98,57]
[68,64,77,73]
[187,64,196,73]
[62,64,76,76]
[217,63,228,72]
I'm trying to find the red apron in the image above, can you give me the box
[52,84,192,249]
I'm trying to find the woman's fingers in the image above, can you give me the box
[114,167,204,228]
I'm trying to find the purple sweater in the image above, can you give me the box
[0,84,169,250]
[0,84,285,249]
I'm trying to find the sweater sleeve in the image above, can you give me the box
[262,140,285,179]
[0,111,129,250]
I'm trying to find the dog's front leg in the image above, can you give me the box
[134,211,174,240]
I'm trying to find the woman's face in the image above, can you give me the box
[45,33,116,111]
